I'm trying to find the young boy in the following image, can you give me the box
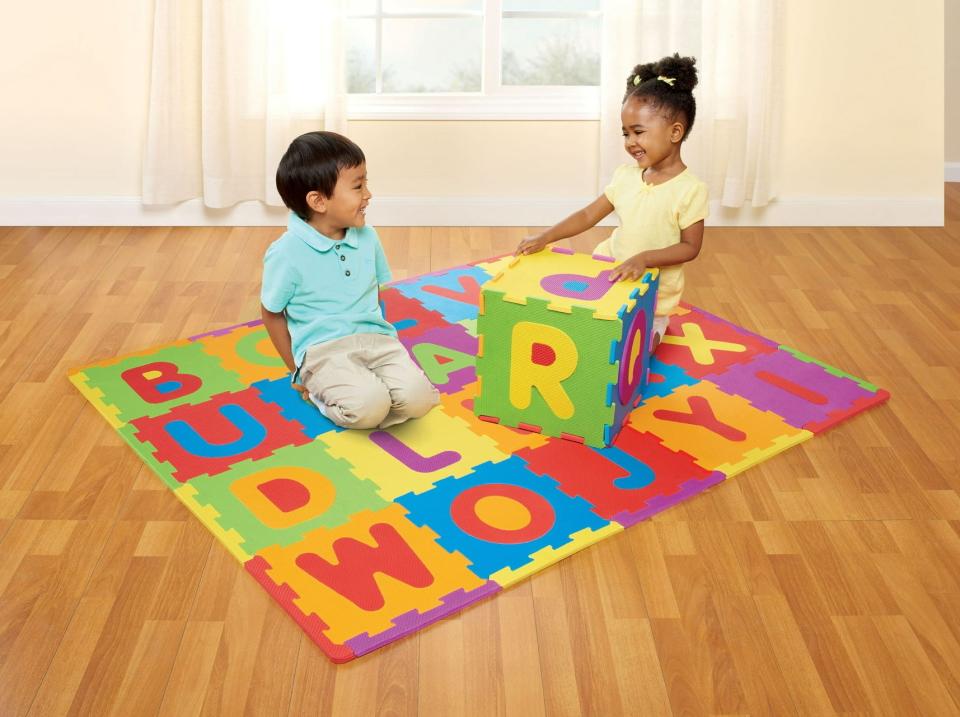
[261,131,439,430]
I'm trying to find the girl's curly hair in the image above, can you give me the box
[623,53,698,141]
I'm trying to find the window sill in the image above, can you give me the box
[346,88,600,121]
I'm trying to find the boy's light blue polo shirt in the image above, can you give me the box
[261,213,395,368]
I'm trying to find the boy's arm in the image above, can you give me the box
[609,220,704,282]
[516,194,615,255]
[261,304,296,373]
[372,233,391,321]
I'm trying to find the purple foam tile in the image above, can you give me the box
[400,322,478,393]
[679,303,779,348]
[437,367,476,394]
[189,319,262,341]
[706,350,876,429]
[612,471,725,526]
[345,580,500,656]
[437,368,476,395]
[403,323,477,355]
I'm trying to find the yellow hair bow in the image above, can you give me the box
[633,74,641,86]
[657,75,676,86]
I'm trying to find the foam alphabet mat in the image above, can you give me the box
[68,255,890,663]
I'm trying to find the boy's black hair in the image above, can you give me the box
[276,131,366,220]
[623,54,698,141]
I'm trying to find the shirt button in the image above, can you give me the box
[340,255,346,261]
[335,244,340,249]
[345,270,351,276]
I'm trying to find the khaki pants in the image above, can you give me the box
[300,333,439,430]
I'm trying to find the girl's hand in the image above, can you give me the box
[609,253,648,282]
[515,234,550,256]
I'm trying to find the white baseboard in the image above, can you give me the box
[0,194,945,227]
[707,196,943,227]
[947,162,960,182]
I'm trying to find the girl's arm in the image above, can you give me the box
[261,304,296,373]
[516,194,615,255]
[609,220,705,282]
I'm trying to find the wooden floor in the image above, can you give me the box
[1,185,959,716]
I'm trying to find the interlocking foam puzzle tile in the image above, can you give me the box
[400,322,478,394]
[316,404,509,501]
[475,290,623,446]
[439,381,550,454]
[189,319,263,341]
[380,286,450,339]
[68,255,890,663]
[72,340,247,424]
[677,301,780,348]
[626,380,812,477]
[255,503,489,647]
[178,441,388,558]
[470,253,514,277]
[703,348,880,431]
[775,344,891,432]
[642,357,699,402]
[252,376,341,439]
[517,423,720,527]
[129,386,314,483]
[396,455,611,581]
[194,323,290,385]
[656,306,778,380]
[392,265,490,322]
[482,248,654,318]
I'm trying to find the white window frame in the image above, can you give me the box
[346,0,601,120]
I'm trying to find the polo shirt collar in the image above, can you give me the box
[287,212,359,252]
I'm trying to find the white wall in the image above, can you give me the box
[0,1,154,197]
[0,1,946,225]
[779,1,943,197]
[947,0,960,173]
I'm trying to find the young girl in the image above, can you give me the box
[516,53,708,350]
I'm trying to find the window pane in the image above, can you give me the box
[345,0,377,13]
[502,17,600,86]
[382,18,481,92]
[383,0,482,12]
[346,19,376,93]
[503,1,599,10]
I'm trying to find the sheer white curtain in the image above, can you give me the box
[143,0,348,207]
[600,0,781,207]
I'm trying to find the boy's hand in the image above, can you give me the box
[609,253,648,282]
[291,381,311,402]
[515,234,550,256]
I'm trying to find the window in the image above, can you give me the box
[346,0,601,119]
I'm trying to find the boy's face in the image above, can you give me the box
[621,98,684,170]
[308,163,371,232]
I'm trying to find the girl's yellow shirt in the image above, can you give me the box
[595,164,708,316]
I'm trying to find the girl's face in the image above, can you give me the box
[621,97,684,170]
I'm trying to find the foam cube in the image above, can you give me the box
[474,247,659,447]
